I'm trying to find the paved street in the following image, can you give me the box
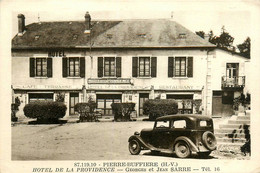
[12,121,249,160]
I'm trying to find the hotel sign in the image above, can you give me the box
[88,78,132,84]
[88,85,151,90]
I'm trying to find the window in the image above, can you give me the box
[30,57,52,77]
[68,58,80,77]
[29,93,53,102]
[175,57,186,77]
[167,94,193,114]
[104,57,115,76]
[36,58,47,76]
[172,120,187,128]
[139,57,150,77]
[168,56,193,77]
[98,57,121,77]
[62,57,85,78]
[132,56,157,77]
[156,120,170,128]
[226,63,239,78]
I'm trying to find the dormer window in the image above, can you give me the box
[34,35,40,40]
[178,33,186,39]
[73,35,78,40]
[106,34,113,39]
[138,34,146,38]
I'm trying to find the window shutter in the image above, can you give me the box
[98,57,103,77]
[168,57,174,77]
[187,56,193,77]
[47,58,52,77]
[29,58,35,77]
[151,57,157,77]
[80,57,85,78]
[116,57,121,77]
[62,57,68,77]
[132,57,138,77]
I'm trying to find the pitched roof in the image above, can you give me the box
[12,19,215,49]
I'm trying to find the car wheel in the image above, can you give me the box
[174,141,191,158]
[198,151,211,158]
[202,131,217,150]
[129,140,141,155]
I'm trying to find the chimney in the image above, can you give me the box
[18,14,25,36]
[84,12,91,34]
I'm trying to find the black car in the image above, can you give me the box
[128,114,217,158]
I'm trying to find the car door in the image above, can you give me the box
[151,120,171,149]
[171,119,192,142]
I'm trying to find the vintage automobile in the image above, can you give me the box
[128,114,217,158]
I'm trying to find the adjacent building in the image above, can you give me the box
[11,12,250,118]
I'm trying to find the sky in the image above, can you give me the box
[7,0,255,47]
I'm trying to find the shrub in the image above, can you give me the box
[143,99,178,120]
[111,103,135,121]
[55,92,65,102]
[193,99,202,114]
[75,98,97,122]
[23,101,67,121]
[11,103,19,122]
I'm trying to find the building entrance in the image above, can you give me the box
[70,93,79,115]
[97,94,122,116]
[139,93,149,116]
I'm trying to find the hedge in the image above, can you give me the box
[74,102,97,122]
[111,103,135,121]
[23,101,67,120]
[143,99,178,120]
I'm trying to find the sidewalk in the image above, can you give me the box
[12,115,150,125]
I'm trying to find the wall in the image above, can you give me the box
[12,48,209,117]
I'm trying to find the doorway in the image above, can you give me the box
[97,94,122,116]
[139,93,149,116]
[70,93,79,115]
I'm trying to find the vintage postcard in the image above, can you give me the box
[1,0,260,172]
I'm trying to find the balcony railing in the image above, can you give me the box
[221,76,245,88]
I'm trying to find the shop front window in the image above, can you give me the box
[167,94,193,114]
[29,93,53,102]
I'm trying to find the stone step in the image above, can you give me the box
[228,120,250,125]
[214,129,248,133]
[237,116,250,120]
[215,133,246,138]
[245,110,251,116]
[219,124,250,129]
[216,137,246,143]
[216,142,244,153]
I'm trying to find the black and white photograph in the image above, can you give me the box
[1,0,260,173]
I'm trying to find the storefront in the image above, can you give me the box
[166,94,193,114]
[96,94,122,116]
[12,85,83,117]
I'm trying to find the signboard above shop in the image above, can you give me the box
[88,78,132,84]
[12,85,82,90]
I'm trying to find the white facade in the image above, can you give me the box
[12,47,249,118]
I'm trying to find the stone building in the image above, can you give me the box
[11,12,250,118]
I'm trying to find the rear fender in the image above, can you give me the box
[128,135,150,150]
[173,136,199,153]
